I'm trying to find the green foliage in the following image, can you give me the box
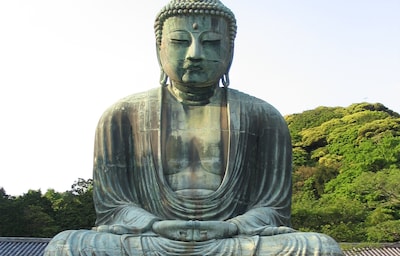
[22,205,59,237]
[287,102,400,243]
[357,118,400,140]
[293,164,339,200]
[286,106,346,145]
[53,178,95,231]
[346,102,400,117]
[0,178,95,238]
[292,197,368,242]
[366,207,395,226]
[0,189,58,237]
[366,220,400,242]
[0,188,19,236]
[292,147,310,168]
[357,169,399,204]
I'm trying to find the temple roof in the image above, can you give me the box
[343,243,400,256]
[1,237,399,256]
[0,237,51,256]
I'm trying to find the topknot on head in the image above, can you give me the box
[154,0,237,47]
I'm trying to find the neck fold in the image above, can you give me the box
[169,83,218,105]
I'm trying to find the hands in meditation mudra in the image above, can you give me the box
[45,0,344,255]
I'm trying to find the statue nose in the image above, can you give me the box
[186,41,203,60]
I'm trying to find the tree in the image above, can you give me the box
[0,187,18,236]
[52,178,95,231]
[16,190,59,237]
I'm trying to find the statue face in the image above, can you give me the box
[159,15,231,87]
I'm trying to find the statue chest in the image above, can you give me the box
[162,101,228,196]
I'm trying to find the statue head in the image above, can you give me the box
[155,0,237,87]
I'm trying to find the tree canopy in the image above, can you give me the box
[288,102,400,242]
[0,178,95,238]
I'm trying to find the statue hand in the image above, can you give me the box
[152,220,238,242]
[94,224,140,235]
[196,220,238,240]
[260,226,296,236]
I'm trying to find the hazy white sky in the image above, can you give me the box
[1,0,399,196]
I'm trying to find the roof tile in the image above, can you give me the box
[0,237,51,256]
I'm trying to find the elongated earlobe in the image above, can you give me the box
[221,73,230,87]
[160,69,168,87]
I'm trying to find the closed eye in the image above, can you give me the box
[170,39,190,44]
[168,31,191,45]
[201,32,222,46]
[202,39,221,46]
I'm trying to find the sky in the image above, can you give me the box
[0,0,399,196]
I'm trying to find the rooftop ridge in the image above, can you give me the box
[0,237,52,242]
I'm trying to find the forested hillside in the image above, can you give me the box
[0,102,399,242]
[288,102,400,242]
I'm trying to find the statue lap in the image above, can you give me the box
[45,229,343,255]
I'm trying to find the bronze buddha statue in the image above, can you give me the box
[44,0,344,255]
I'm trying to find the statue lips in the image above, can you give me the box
[183,61,204,71]
[185,64,203,72]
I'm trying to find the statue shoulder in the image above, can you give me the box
[227,88,284,118]
[103,87,160,112]
[97,87,161,124]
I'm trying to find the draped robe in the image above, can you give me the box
[44,87,343,255]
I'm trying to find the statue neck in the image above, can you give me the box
[168,83,218,105]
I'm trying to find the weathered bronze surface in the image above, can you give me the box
[45,0,344,255]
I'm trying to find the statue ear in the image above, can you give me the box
[222,46,234,87]
[156,44,168,86]
[156,44,162,67]
[227,46,234,71]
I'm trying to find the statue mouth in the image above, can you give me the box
[185,65,203,72]
[183,62,203,71]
